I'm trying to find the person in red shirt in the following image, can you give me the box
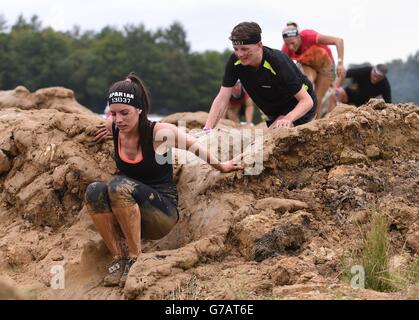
[225,80,255,125]
[282,22,345,119]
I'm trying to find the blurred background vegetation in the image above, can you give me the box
[0,14,418,115]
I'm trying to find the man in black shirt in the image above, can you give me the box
[204,21,317,131]
[331,64,391,108]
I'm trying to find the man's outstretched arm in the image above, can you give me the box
[204,86,233,130]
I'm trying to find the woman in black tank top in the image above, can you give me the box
[85,72,243,287]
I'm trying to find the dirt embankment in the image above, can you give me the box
[0,86,418,300]
[0,86,95,115]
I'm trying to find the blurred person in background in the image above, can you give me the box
[225,80,255,125]
[282,21,345,118]
[329,64,391,111]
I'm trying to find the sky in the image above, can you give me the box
[1,0,418,65]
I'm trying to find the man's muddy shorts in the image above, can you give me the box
[299,45,336,81]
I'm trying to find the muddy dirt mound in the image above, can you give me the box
[0,278,27,299]
[0,108,115,227]
[0,86,95,115]
[161,111,267,131]
[0,96,418,300]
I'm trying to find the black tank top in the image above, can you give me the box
[112,122,177,198]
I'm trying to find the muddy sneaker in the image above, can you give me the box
[119,257,137,288]
[103,257,126,287]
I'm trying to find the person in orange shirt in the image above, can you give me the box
[282,22,345,118]
[89,72,243,287]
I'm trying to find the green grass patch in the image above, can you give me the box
[342,210,418,293]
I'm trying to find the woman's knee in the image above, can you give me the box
[107,176,136,206]
[85,182,111,213]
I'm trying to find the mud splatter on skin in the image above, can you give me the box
[107,176,137,208]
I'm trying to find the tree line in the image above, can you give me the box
[387,52,419,105]
[0,14,231,114]
[0,14,418,115]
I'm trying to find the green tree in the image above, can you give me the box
[155,21,190,54]
[29,15,42,32]
[388,52,419,104]
[0,14,7,32]
[6,21,72,91]
[0,16,288,115]
[187,49,231,111]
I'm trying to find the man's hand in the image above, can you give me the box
[214,160,244,173]
[269,117,294,130]
[202,126,212,134]
[94,125,112,143]
[336,63,346,80]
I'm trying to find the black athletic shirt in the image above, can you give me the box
[345,66,392,106]
[222,46,315,118]
[112,122,175,188]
